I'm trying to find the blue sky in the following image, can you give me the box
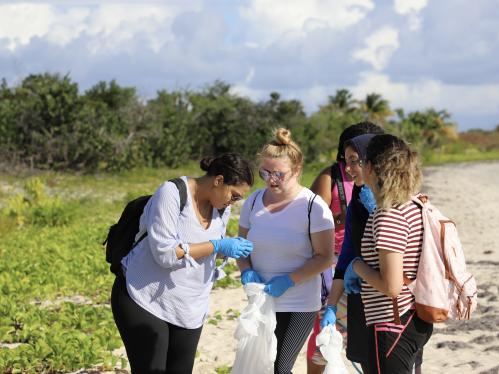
[1,0,498,131]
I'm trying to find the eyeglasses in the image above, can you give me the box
[258,168,288,181]
[345,158,364,167]
[229,193,243,203]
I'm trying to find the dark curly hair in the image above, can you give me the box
[336,121,385,162]
[200,153,254,186]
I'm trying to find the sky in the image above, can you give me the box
[1,0,498,131]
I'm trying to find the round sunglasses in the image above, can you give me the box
[258,168,289,181]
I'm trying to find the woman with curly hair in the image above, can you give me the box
[340,134,433,373]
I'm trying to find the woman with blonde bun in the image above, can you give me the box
[237,128,335,374]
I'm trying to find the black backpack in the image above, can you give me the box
[104,178,187,275]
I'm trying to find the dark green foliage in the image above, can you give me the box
[0,74,469,172]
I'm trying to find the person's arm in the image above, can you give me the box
[352,209,407,298]
[289,228,334,284]
[353,251,404,298]
[236,226,251,272]
[333,205,354,279]
[310,166,332,206]
[145,182,218,268]
[326,205,354,306]
[236,194,253,272]
[289,196,335,284]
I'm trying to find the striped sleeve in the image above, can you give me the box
[373,208,409,254]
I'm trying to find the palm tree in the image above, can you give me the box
[328,89,355,112]
[360,93,392,124]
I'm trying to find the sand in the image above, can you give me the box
[111,161,499,374]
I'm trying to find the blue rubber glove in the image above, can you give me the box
[344,258,362,294]
[320,305,338,329]
[264,275,295,297]
[359,185,377,214]
[210,237,253,259]
[241,268,264,285]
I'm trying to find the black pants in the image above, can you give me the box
[274,311,316,374]
[111,275,203,374]
[366,311,432,374]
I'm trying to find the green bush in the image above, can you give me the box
[3,178,73,227]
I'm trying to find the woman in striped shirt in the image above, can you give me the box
[343,134,433,374]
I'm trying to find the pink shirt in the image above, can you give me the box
[330,162,353,254]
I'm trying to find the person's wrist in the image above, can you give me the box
[209,239,219,254]
[326,304,337,313]
[180,242,190,256]
[287,274,296,286]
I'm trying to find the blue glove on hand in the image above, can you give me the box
[241,268,264,285]
[210,237,253,259]
[264,274,295,297]
[344,258,362,294]
[320,305,338,329]
[359,185,377,214]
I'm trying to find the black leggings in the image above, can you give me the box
[366,311,432,374]
[111,275,203,374]
[274,311,316,374]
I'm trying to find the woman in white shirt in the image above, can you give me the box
[112,153,254,374]
[237,128,335,374]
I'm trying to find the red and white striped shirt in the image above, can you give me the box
[361,200,423,325]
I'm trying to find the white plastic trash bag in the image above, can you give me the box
[316,324,349,374]
[231,283,277,374]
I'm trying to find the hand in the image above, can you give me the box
[241,268,264,285]
[264,275,295,297]
[344,258,362,294]
[320,305,337,329]
[210,237,253,259]
[359,185,377,214]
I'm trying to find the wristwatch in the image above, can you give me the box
[180,242,190,256]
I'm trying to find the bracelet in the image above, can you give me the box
[180,242,190,256]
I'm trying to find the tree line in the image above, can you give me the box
[0,73,459,172]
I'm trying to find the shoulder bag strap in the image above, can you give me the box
[134,178,188,247]
[331,163,347,226]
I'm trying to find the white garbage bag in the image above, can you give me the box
[316,324,349,374]
[231,283,277,374]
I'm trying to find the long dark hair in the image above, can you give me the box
[337,121,384,162]
[200,153,254,186]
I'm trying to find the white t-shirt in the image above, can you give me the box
[239,187,334,312]
[122,176,230,329]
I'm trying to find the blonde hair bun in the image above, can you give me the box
[275,128,292,145]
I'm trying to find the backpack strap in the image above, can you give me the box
[331,163,348,226]
[170,177,188,212]
[251,189,263,212]
[133,178,188,248]
[308,193,317,243]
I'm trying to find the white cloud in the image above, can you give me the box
[352,72,499,119]
[352,26,399,70]
[394,0,429,31]
[394,0,428,14]
[0,3,202,53]
[239,0,374,46]
[0,4,57,50]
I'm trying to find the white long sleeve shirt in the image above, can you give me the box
[121,176,230,329]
